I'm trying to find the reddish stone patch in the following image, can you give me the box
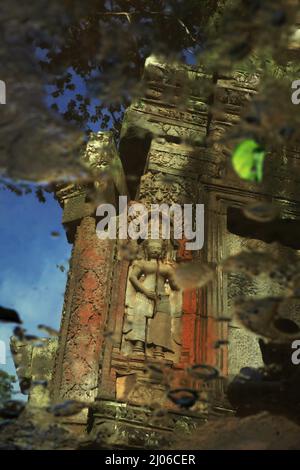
[52,217,115,411]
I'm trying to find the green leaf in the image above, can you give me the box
[231,139,266,182]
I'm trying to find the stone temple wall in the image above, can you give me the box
[10,52,300,447]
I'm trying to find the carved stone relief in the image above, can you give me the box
[147,138,223,179]
[138,171,198,207]
[121,239,182,365]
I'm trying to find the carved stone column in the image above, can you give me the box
[51,131,127,429]
[51,218,115,416]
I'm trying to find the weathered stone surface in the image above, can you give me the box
[82,131,128,198]
[30,339,58,407]
[51,216,115,423]
[89,398,206,450]
[227,326,263,376]
[55,131,129,242]
[10,337,58,406]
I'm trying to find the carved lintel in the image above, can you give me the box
[147,138,224,180]
[138,171,199,207]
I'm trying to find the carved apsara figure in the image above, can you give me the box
[123,239,182,359]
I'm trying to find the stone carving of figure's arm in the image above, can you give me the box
[165,265,181,292]
[129,262,156,301]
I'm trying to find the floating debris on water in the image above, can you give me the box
[187,364,219,382]
[167,388,199,409]
[243,202,279,222]
[0,306,22,324]
[174,262,215,290]
[47,400,88,417]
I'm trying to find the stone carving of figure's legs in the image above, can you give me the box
[153,345,165,359]
[132,340,145,354]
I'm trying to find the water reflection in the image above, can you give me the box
[0,183,70,395]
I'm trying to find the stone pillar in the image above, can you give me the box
[51,131,127,427]
[51,217,115,414]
